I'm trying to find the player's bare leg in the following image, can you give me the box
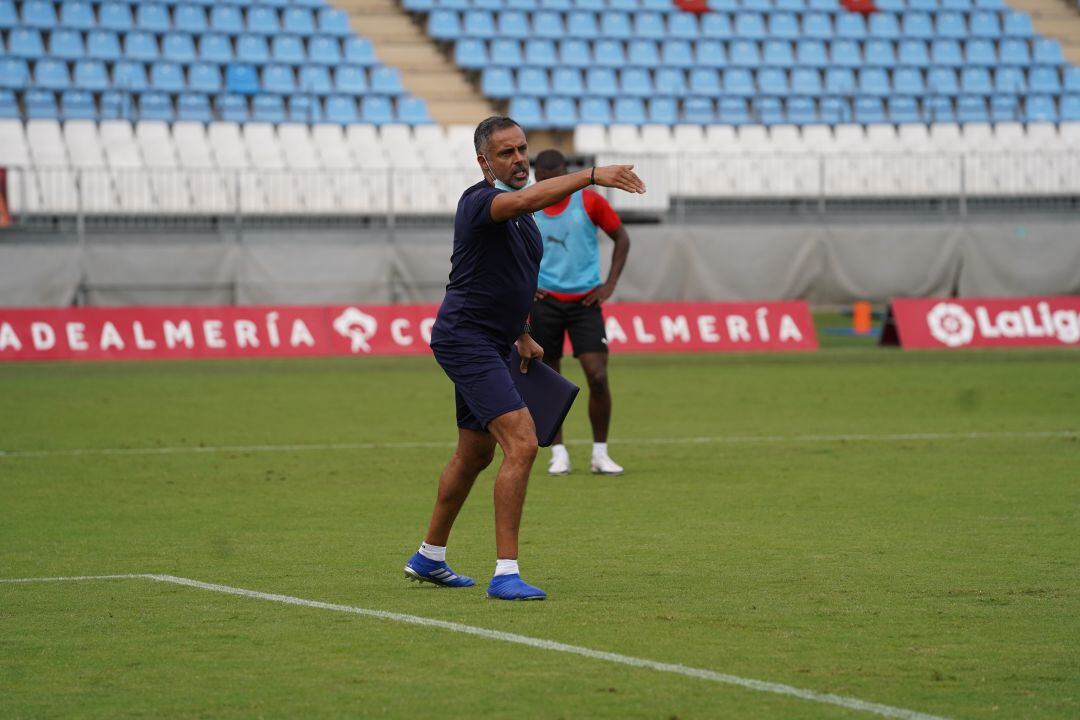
[579,351,623,475]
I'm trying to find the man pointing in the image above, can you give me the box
[404,116,645,600]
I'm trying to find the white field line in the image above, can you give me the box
[0,573,948,720]
[0,430,1074,460]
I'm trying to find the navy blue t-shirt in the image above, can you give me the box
[431,181,543,347]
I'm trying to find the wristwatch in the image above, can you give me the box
[522,321,532,335]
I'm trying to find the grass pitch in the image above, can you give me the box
[1,330,1078,719]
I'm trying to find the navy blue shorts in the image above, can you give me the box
[431,336,526,432]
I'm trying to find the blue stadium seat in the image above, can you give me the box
[442,0,470,10]
[888,96,920,123]
[682,97,714,124]
[0,58,30,89]
[532,11,563,39]
[858,67,890,96]
[499,10,531,39]
[320,95,354,123]
[1064,67,1080,93]
[579,97,611,124]
[924,96,955,122]
[757,67,788,95]
[265,63,298,94]
[613,97,646,124]
[216,94,249,122]
[688,67,721,95]
[73,60,109,91]
[361,95,394,124]
[49,28,85,60]
[902,12,934,40]
[801,13,832,41]
[544,97,577,128]
[517,66,550,96]
[927,67,959,95]
[835,13,866,40]
[989,93,1019,121]
[482,67,514,97]
[508,97,543,127]
[854,96,885,123]
[599,11,632,39]
[272,35,306,64]
[931,39,963,67]
[136,4,171,33]
[489,39,522,65]
[60,1,96,30]
[634,11,667,40]
[199,34,233,62]
[99,2,133,32]
[113,59,149,91]
[620,67,652,96]
[8,29,45,58]
[608,0,638,10]
[1033,38,1065,65]
[138,91,174,121]
[426,10,461,39]
[935,11,967,40]
[868,13,899,39]
[252,94,285,123]
[695,39,725,68]
[627,39,660,67]
[896,39,930,67]
[22,0,57,28]
[124,32,159,61]
[796,40,828,68]
[824,67,855,94]
[791,67,822,95]
[718,97,749,124]
[287,95,323,123]
[723,68,754,96]
[175,5,208,34]
[647,96,678,124]
[565,11,598,39]
[559,39,590,67]
[593,39,626,67]
[734,12,766,40]
[973,0,1005,8]
[100,90,134,120]
[177,92,212,121]
[994,67,1026,93]
[586,67,618,96]
[662,39,695,67]
[961,67,993,94]
[1029,66,1061,94]
[151,61,186,92]
[334,65,368,94]
[1002,10,1033,37]
[225,63,259,94]
[370,66,404,94]
[0,0,17,29]
[210,6,244,34]
[768,13,799,41]
[0,90,18,118]
[163,33,197,63]
[1060,94,1080,121]
[246,6,280,35]
[455,39,488,68]
[35,58,72,90]
[998,38,1031,66]
[1024,94,1056,122]
[700,12,732,39]
[965,38,996,66]
[237,35,270,63]
[755,97,785,125]
[298,65,332,93]
[551,67,583,96]
[968,10,1001,38]
[654,67,686,95]
[667,13,699,39]
[893,67,924,95]
[283,7,316,35]
[188,62,222,92]
[956,95,988,122]
[318,8,352,37]
[308,37,343,65]
[463,10,496,38]
[829,40,860,68]
[774,0,806,9]
[762,39,794,67]
[25,89,60,119]
[728,39,760,66]
[863,39,895,67]
[344,38,377,65]
[787,96,817,124]
[473,0,502,9]
[908,0,937,10]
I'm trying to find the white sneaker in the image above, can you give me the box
[590,452,624,475]
[548,453,571,475]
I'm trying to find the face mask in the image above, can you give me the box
[484,155,533,192]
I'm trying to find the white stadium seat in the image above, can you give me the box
[209,122,268,214]
[135,121,192,213]
[99,120,157,213]
[63,120,119,213]
[573,124,608,155]
[172,121,231,214]
[26,120,78,213]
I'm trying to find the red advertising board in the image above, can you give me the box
[0,300,817,362]
[887,296,1080,349]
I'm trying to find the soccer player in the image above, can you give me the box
[529,150,631,477]
[404,117,645,600]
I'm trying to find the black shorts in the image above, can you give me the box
[530,295,608,361]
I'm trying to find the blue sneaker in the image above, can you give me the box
[486,573,546,601]
[403,552,474,588]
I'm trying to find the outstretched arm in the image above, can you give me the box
[490,165,646,223]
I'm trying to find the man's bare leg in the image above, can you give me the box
[423,428,497,546]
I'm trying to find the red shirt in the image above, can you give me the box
[540,189,622,236]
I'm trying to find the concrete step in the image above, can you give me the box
[403,71,477,98]
[375,43,448,70]
[427,99,498,125]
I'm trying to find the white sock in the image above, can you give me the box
[494,558,519,577]
[418,542,446,562]
[593,442,608,457]
[551,443,569,460]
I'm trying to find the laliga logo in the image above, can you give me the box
[333,307,378,353]
[927,302,975,347]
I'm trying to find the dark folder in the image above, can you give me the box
[509,348,580,447]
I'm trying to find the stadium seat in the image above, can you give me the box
[138,92,173,121]
[545,97,578,128]
[151,62,186,93]
[683,97,714,124]
[9,28,45,58]
[237,36,271,64]
[580,97,611,124]
[318,8,352,37]
[175,5,208,34]
[287,95,324,123]
[211,6,244,34]
[35,59,71,90]
[225,64,260,95]
[509,97,543,127]
[614,97,646,124]
[593,39,627,67]
[298,65,332,93]
[864,39,895,67]
[724,68,755,97]
[553,67,585,96]
[586,67,618,97]
[266,64,299,94]
[1033,39,1065,65]
[628,40,660,67]
[73,60,109,92]
[163,33,197,63]
[361,95,394,124]
[1025,94,1057,122]
[136,4,170,33]
[216,94,249,122]
[689,68,721,96]
[252,95,286,123]
[49,29,85,60]
[344,38,377,66]
[177,92,212,122]
[61,90,96,120]
[22,0,56,28]
[655,67,686,96]
[695,40,725,68]
[662,39,695,68]
[188,62,222,93]
[370,67,404,94]
[124,31,159,62]
[647,97,678,124]
[284,7,316,35]
[98,2,133,32]
[533,11,564,39]
[797,40,828,68]
[1029,67,1062,94]
[308,37,343,65]
[198,34,233,63]
[490,39,523,66]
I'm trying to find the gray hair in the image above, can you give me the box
[473,116,521,154]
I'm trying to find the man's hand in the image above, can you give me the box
[534,289,547,301]
[515,333,544,373]
[582,281,615,307]
[593,165,647,195]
